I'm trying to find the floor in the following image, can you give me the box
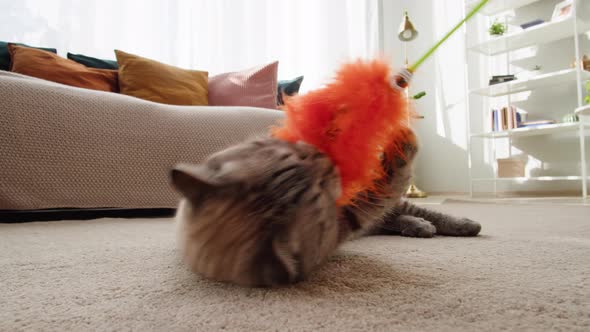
[1,198,589,331]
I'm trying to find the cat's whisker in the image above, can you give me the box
[352,197,388,208]
[347,202,383,222]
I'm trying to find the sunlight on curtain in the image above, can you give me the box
[0,0,381,91]
[432,0,468,150]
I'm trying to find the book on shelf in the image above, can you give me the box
[491,107,555,131]
[519,120,556,128]
[491,106,524,131]
[489,74,517,86]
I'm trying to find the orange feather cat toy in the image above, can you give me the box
[272,0,488,205]
[272,60,411,206]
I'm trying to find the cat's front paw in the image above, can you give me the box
[455,218,481,237]
[400,218,436,238]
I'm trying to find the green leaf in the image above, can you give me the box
[412,91,427,100]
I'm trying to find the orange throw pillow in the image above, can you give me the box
[115,50,208,106]
[8,44,118,92]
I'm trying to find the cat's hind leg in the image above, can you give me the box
[373,214,436,238]
[394,200,481,237]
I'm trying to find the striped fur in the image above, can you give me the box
[172,139,342,286]
[171,129,480,287]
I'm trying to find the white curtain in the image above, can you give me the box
[0,0,382,91]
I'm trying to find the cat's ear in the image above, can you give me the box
[170,164,220,200]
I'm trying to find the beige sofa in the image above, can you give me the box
[0,71,283,211]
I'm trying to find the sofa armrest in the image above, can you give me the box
[0,72,284,210]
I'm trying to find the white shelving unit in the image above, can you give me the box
[576,105,590,115]
[467,0,542,16]
[471,122,590,138]
[472,176,586,182]
[469,15,590,55]
[466,0,589,198]
[470,68,590,97]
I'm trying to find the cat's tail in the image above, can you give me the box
[392,200,482,236]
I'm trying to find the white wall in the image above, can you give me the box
[382,0,471,193]
[382,0,590,195]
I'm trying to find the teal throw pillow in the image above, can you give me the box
[277,76,304,105]
[67,52,118,70]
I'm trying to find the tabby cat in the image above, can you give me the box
[171,128,481,287]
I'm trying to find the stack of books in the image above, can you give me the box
[519,120,556,128]
[491,106,521,131]
[489,74,517,86]
[491,106,555,131]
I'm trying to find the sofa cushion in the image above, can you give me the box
[208,61,278,109]
[277,76,304,105]
[115,50,208,106]
[0,69,284,210]
[1,41,57,71]
[68,52,118,70]
[8,44,118,92]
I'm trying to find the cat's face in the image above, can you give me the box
[171,139,342,287]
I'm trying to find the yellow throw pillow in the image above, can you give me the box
[115,50,208,106]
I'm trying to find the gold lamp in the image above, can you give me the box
[398,11,419,42]
[398,11,427,198]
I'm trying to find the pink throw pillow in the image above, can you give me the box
[208,61,278,109]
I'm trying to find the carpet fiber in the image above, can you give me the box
[1,200,589,331]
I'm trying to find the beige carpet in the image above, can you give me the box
[1,200,589,331]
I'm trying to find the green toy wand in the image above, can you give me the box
[393,0,489,90]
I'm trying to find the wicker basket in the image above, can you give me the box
[497,158,526,178]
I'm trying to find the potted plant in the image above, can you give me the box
[489,20,507,36]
